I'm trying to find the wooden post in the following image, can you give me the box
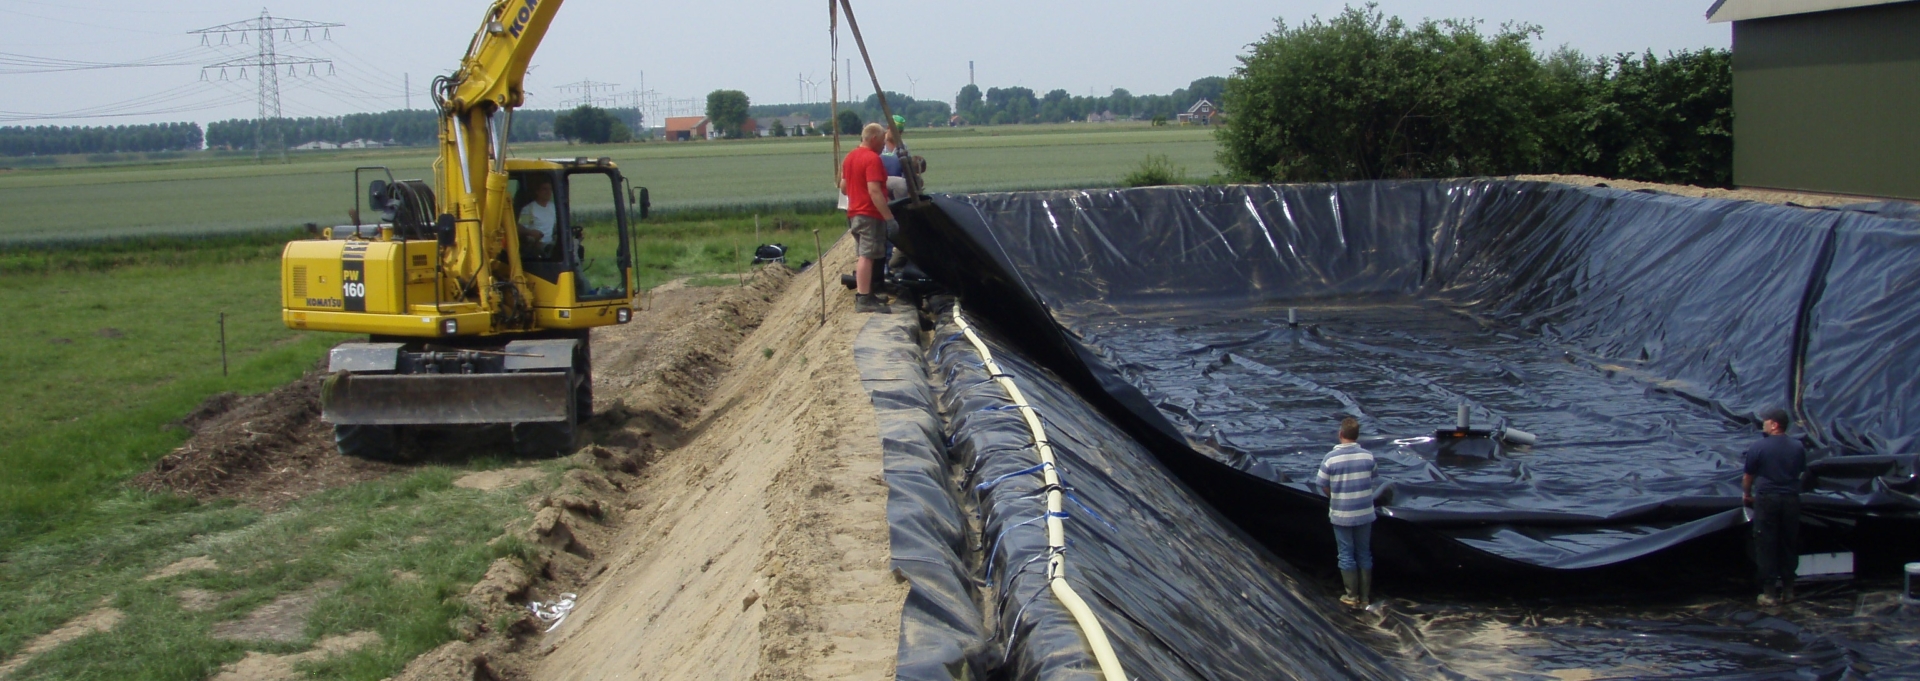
[219,312,229,377]
[813,229,826,327]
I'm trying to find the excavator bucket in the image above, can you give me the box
[318,340,581,426]
[321,371,574,425]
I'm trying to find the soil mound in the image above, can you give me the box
[133,370,397,509]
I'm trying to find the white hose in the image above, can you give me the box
[951,303,1128,681]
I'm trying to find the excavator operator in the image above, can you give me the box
[517,178,558,256]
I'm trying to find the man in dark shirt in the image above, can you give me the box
[1742,407,1807,606]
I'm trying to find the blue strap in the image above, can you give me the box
[974,462,1046,494]
[1064,491,1117,531]
[984,511,1069,583]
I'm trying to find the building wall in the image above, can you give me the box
[1733,1,1920,198]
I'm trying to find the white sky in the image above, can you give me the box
[2,0,1730,128]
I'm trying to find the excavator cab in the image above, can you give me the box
[507,162,635,305]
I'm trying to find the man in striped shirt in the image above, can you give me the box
[1317,417,1377,608]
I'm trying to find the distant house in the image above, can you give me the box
[948,114,967,127]
[754,114,816,137]
[663,116,709,142]
[1086,110,1118,123]
[1706,0,1920,199]
[339,139,384,149]
[291,140,338,151]
[1176,99,1220,125]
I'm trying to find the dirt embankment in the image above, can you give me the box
[133,371,397,509]
[525,237,906,680]
[387,238,906,680]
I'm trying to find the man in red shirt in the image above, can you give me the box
[842,122,894,313]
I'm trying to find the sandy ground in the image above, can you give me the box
[1513,174,1898,209]
[528,237,906,680]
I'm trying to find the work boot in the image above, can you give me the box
[1339,570,1362,608]
[855,293,891,314]
[1783,583,1796,604]
[1758,584,1779,607]
[1360,569,1373,607]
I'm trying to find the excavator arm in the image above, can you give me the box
[434,0,565,323]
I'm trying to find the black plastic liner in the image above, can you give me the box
[925,304,1415,680]
[857,312,989,680]
[892,181,1920,582]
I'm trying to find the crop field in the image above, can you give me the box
[0,124,1222,243]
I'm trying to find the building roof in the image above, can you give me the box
[1707,0,1913,22]
[663,116,707,132]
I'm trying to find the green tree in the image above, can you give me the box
[554,105,626,144]
[705,89,751,138]
[955,84,983,121]
[1580,49,1733,187]
[1217,4,1550,182]
[836,110,863,135]
[769,119,787,137]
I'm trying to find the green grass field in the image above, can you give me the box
[0,124,1222,243]
[0,213,838,678]
[0,122,1219,676]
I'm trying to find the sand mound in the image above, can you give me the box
[529,236,906,680]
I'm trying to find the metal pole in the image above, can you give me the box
[813,229,827,327]
[219,312,229,376]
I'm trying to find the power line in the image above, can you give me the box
[190,9,342,156]
[553,79,619,108]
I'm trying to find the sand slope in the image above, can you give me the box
[534,236,906,680]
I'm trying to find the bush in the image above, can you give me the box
[1122,154,1189,187]
[1218,4,1734,187]
[1219,5,1548,183]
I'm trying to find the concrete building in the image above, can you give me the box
[1708,0,1920,198]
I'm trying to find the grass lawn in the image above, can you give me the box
[0,124,1221,242]
[0,209,848,677]
[0,123,1186,676]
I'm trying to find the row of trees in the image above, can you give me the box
[201,107,651,149]
[0,122,203,157]
[955,78,1225,126]
[745,92,952,130]
[1218,6,1733,187]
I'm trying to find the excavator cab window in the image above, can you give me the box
[509,171,566,261]
[566,169,630,301]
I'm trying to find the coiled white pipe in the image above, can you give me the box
[951,303,1128,681]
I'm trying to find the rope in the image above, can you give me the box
[950,303,1129,681]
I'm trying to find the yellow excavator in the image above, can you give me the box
[280,0,643,459]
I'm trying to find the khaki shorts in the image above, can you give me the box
[849,215,888,259]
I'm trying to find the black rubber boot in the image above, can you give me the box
[1340,570,1362,607]
[855,293,892,314]
[1360,569,1373,607]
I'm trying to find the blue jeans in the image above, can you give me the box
[1333,522,1373,571]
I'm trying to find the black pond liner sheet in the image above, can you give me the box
[889,181,1920,585]
[857,305,1422,680]
[857,294,1920,681]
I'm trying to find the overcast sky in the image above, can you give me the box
[4,0,1730,129]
